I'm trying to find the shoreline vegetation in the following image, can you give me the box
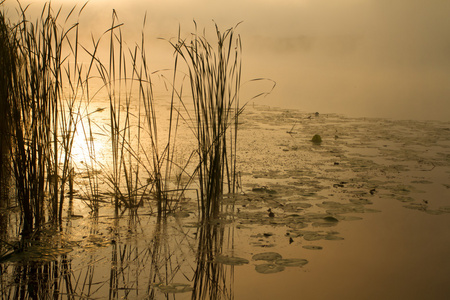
[0,0,252,255]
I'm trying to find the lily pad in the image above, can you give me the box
[439,206,450,213]
[303,233,323,241]
[252,252,282,261]
[275,258,309,267]
[323,216,339,222]
[341,216,363,221]
[311,134,322,144]
[403,203,427,211]
[312,221,338,228]
[215,255,249,265]
[155,283,193,293]
[349,198,373,205]
[255,263,285,274]
[424,209,445,215]
[302,245,323,250]
[325,234,344,241]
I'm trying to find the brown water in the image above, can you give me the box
[1,104,449,299]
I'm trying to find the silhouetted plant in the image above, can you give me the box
[0,2,84,239]
[171,22,243,218]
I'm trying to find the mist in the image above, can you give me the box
[3,0,450,120]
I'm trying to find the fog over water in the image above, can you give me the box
[5,0,450,120]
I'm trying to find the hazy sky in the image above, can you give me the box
[3,0,450,120]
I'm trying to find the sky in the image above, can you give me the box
[2,0,450,120]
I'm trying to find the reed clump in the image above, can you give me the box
[84,11,188,215]
[0,2,84,240]
[171,22,243,218]
[1,1,248,253]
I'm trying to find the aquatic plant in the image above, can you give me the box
[0,1,251,254]
[311,134,322,144]
[0,2,85,239]
[131,14,182,215]
[77,9,152,213]
[0,2,13,208]
[171,22,243,218]
[84,10,191,215]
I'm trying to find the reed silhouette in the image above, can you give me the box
[0,0,247,263]
[170,22,243,218]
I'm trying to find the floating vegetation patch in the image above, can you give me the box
[252,186,278,194]
[153,283,193,294]
[83,235,113,249]
[311,215,340,228]
[349,198,373,205]
[283,202,313,212]
[214,255,249,266]
[252,252,308,274]
[341,216,364,221]
[439,206,450,213]
[311,134,322,144]
[323,216,339,222]
[302,245,323,250]
[317,201,379,215]
[403,203,427,211]
[250,240,276,248]
[411,180,433,184]
[391,196,416,203]
[0,245,73,262]
[402,203,450,215]
[303,233,325,241]
[312,222,338,228]
[385,184,414,195]
[255,263,285,274]
[252,252,282,262]
[424,209,446,215]
[275,258,308,267]
[290,230,344,241]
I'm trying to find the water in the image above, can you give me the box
[1,104,450,299]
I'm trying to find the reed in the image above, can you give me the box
[80,10,146,212]
[93,11,192,215]
[0,2,85,239]
[1,1,249,240]
[171,23,243,218]
[0,2,13,208]
[76,113,101,212]
[132,15,189,216]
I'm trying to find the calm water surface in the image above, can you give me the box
[1,104,449,299]
[1,1,450,299]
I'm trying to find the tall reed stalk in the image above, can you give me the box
[171,23,243,218]
[92,12,189,215]
[0,3,13,207]
[132,15,188,216]
[82,10,141,212]
[0,2,83,238]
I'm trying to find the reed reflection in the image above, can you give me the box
[192,214,235,300]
